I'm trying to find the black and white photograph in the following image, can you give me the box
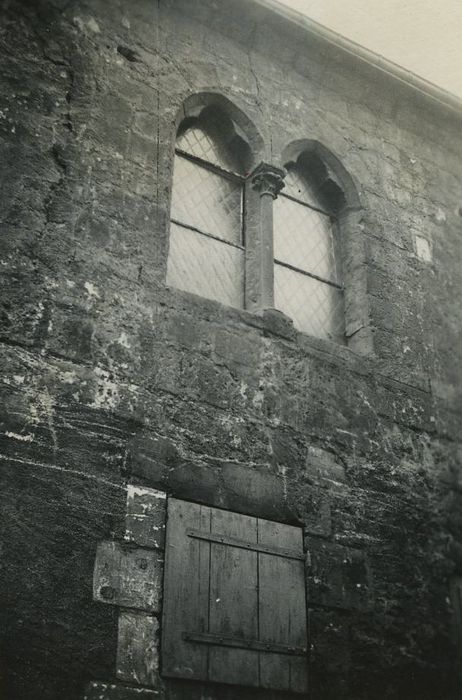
[0,1,461,698]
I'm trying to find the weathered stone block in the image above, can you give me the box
[127,433,181,479]
[305,445,346,484]
[116,611,160,688]
[306,539,373,611]
[93,541,163,612]
[165,312,203,349]
[214,328,260,368]
[302,492,333,538]
[125,485,167,550]
[309,609,351,700]
[84,681,159,699]
[262,307,296,340]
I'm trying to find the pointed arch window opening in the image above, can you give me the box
[273,160,345,343]
[167,111,248,308]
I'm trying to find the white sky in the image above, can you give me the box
[278,0,462,99]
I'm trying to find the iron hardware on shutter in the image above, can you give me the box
[183,631,307,656]
[186,528,304,561]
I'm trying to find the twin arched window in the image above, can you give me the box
[166,105,349,345]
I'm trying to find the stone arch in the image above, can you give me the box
[174,91,266,171]
[281,139,362,213]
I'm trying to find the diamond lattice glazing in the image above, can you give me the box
[284,164,324,209]
[273,195,338,283]
[274,263,344,341]
[171,155,243,245]
[177,125,242,174]
[166,223,244,308]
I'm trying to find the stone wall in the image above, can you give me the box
[0,1,461,699]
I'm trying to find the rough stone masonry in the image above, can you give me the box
[0,1,462,699]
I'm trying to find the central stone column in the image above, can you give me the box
[247,162,285,310]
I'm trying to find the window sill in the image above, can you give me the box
[161,284,430,393]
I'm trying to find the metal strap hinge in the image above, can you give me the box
[183,631,307,656]
[186,528,304,561]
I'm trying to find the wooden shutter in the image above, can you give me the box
[161,498,308,693]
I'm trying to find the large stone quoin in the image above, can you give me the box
[0,1,462,699]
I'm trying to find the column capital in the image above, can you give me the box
[249,162,285,199]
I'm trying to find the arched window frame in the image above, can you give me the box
[166,92,272,313]
[273,155,345,343]
[276,140,371,353]
[167,107,250,308]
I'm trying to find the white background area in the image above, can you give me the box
[278,0,462,99]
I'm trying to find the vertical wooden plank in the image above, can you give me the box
[258,519,308,693]
[161,498,211,680]
[208,507,259,687]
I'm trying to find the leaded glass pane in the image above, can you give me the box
[274,263,345,342]
[273,195,338,283]
[171,155,242,246]
[284,164,324,209]
[166,223,244,308]
[177,125,242,174]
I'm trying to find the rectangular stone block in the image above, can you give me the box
[125,485,167,549]
[305,538,372,611]
[117,611,160,688]
[303,493,332,538]
[305,445,346,484]
[93,541,163,612]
